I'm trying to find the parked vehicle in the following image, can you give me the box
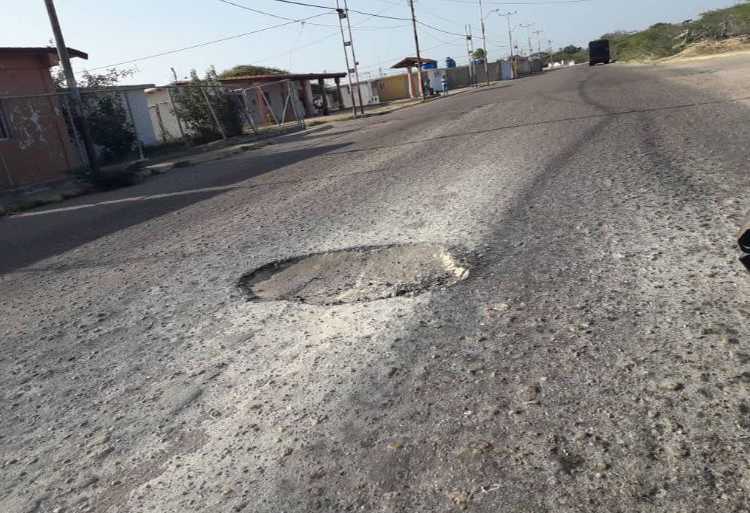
[588,39,611,66]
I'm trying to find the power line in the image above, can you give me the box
[248,0,406,69]
[439,0,594,4]
[256,0,468,37]
[217,0,330,24]
[216,0,405,29]
[357,37,465,72]
[76,13,330,73]
[259,0,334,9]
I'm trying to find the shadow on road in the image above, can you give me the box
[0,143,350,275]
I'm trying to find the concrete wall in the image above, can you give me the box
[474,61,502,84]
[340,81,380,108]
[446,66,472,89]
[373,74,410,102]
[0,53,80,191]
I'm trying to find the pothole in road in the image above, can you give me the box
[239,244,469,305]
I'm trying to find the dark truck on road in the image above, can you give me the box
[588,39,611,66]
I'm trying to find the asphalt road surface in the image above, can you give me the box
[2,56,750,513]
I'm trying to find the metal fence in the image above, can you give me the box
[147,80,306,145]
[0,80,307,180]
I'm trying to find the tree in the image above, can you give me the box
[472,48,486,61]
[561,45,583,54]
[172,68,243,142]
[600,30,632,40]
[219,65,287,78]
[79,68,138,163]
[553,45,588,64]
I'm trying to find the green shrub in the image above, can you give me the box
[172,69,243,142]
[79,69,138,164]
[605,1,750,61]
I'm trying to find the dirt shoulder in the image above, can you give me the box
[662,36,750,62]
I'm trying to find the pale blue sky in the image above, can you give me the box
[3,0,742,85]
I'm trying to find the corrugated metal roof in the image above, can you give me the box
[218,72,346,83]
[391,57,437,69]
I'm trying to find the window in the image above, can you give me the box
[0,100,9,140]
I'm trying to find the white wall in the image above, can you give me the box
[340,81,379,109]
[146,88,185,142]
[425,69,448,92]
[122,89,157,146]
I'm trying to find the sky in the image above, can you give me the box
[2,0,743,86]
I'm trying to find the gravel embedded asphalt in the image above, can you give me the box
[2,56,750,513]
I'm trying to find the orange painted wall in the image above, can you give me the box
[0,53,80,190]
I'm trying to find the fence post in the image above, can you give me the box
[122,91,145,161]
[240,89,259,136]
[166,87,188,146]
[152,104,169,142]
[287,82,305,129]
[200,86,226,140]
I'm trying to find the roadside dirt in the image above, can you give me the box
[663,36,750,62]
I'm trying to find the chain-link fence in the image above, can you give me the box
[0,79,308,188]
[149,79,306,144]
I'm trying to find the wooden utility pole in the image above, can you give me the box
[478,0,490,85]
[44,0,99,174]
[408,0,425,101]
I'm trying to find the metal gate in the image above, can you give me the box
[233,79,306,136]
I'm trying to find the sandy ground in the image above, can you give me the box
[663,36,750,62]
[1,55,750,513]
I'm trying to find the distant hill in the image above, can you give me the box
[604,2,750,61]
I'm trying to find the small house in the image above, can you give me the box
[0,47,86,190]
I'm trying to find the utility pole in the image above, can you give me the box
[518,23,535,56]
[477,0,490,86]
[468,26,478,86]
[533,30,543,55]
[497,11,516,78]
[464,25,477,86]
[548,39,554,69]
[44,0,99,174]
[343,0,364,115]
[464,25,471,85]
[408,0,425,101]
[335,1,360,117]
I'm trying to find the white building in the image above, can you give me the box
[339,81,380,109]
